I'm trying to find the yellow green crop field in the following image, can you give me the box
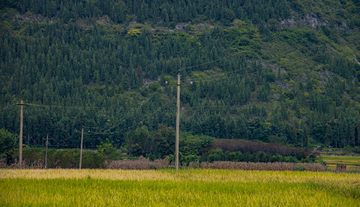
[321,156,360,165]
[0,169,359,206]
[322,156,360,170]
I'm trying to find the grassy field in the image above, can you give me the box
[321,156,360,171]
[1,169,360,206]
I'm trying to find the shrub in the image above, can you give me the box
[148,82,161,92]
[344,145,353,154]
[354,146,360,153]
[107,156,170,170]
[97,139,123,162]
[300,158,310,163]
[294,167,307,171]
[7,147,114,169]
[82,151,106,169]
[265,72,276,82]
[180,133,214,156]
[202,139,306,157]
[0,129,16,154]
[199,161,326,171]
[54,149,80,168]
[200,149,301,164]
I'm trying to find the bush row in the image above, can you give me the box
[105,157,326,172]
[167,148,311,166]
[197,161,326,171]
[1,146,317,170]
[203,139,310,157]
[3,144,123,169]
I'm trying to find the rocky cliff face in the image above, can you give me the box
[278,14,329,30]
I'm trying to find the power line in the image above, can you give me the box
[179,51,248,71]
[23,86,166,110]
[184,98,342,111]
[184,62,258,82]
[183,43,344,84]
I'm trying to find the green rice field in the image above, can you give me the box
[0,169,359,206]
[321,156,360,171]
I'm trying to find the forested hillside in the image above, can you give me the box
[1,0,360,155]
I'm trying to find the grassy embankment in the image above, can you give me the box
[0,169,359,206]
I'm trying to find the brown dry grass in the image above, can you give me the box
[6,159,44,169]
[0,158,6,168]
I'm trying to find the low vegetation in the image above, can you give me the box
[0,169,359,206]
[321,155,360,171]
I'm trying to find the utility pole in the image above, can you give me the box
[45,134,48,169]
[175,73,180,170]
[166,71,192,171]
[16,101,28,169]
[79,128,83,169]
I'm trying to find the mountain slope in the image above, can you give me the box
[0,0,360,152]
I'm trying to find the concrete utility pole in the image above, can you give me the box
[16,101,28,169]
[175,73,180,170]
[79,128,84,169]
[45,134,48,169]
[166,71,192,171]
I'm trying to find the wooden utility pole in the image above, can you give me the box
[16,101,28,169]
[45,134,48,169]
[166,72,192,171]
[79,128,84,169]
[175,73,180,170]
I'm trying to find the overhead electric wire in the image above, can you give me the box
[24,83,166,110]
[183,39,346,84]
[184,98,342,111]
[179,51,248,71]
[78,87,173,134]
[27,103,113,109]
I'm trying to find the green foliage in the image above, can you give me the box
[126,126,151,157]
[199,148,300,163]
[180,132,214,156]
[354,146,360,153]
[0,129,16,154]
[344,145,353,154]
[0,0,359,154]
[148,82,161,92]
[81,151,106,169]
[53,149,80,168]
[97,139,112,152]
[97,139,122,162]
[293,167,307,171]
[152,124,175,158]
[6,146,119,168]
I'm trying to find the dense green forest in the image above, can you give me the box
[1,0,360,158]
